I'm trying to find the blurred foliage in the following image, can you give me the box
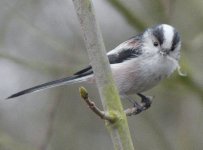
[0,0,202,150]
[107,0,147,30]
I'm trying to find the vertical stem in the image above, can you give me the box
[72,0,134,149]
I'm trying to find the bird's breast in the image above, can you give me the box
[112,55,177,94]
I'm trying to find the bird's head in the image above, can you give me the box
[143,24,181,61]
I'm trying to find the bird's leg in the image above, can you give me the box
[122,95,143,114]
[122,94,153,115]
[137,93,153,111]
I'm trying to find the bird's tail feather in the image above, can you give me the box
[6,75,87,99]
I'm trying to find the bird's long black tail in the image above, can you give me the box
[6,75,87,99]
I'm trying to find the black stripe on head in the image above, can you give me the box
[171,29,180,51]
[152,26,164,45]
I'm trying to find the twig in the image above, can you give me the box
[79,86,150,117]
[125,103,147,116]
[0,52,63,74]
[79,87,116,123]
[39,90,63,150]
[125,107,141,116]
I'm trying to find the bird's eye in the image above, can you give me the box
[153,42,159,47]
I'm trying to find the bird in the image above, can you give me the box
[7,24,181,113]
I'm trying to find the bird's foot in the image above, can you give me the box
[123,94,153,115]
[137,93,153,111]
[132,93,153,115]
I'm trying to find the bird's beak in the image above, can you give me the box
[160,49,170,56]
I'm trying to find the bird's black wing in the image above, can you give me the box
[107,35,143,64]
[73,36,143,76]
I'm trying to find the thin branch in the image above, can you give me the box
[125,106,142,116]
[79,87,116,123]
[176,75,203,99]
[0,52,63,74]
[72,0,134,149]
[79,86,151,117]
[39,90,63,150]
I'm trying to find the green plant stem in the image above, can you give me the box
[72,0,135,149]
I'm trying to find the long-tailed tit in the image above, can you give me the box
[7,24,181,113]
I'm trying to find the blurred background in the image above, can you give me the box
[0,0,202,150]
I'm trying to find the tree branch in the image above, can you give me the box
[79,87,117,123]
[72,0,134,149]
[79,86,152,117]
